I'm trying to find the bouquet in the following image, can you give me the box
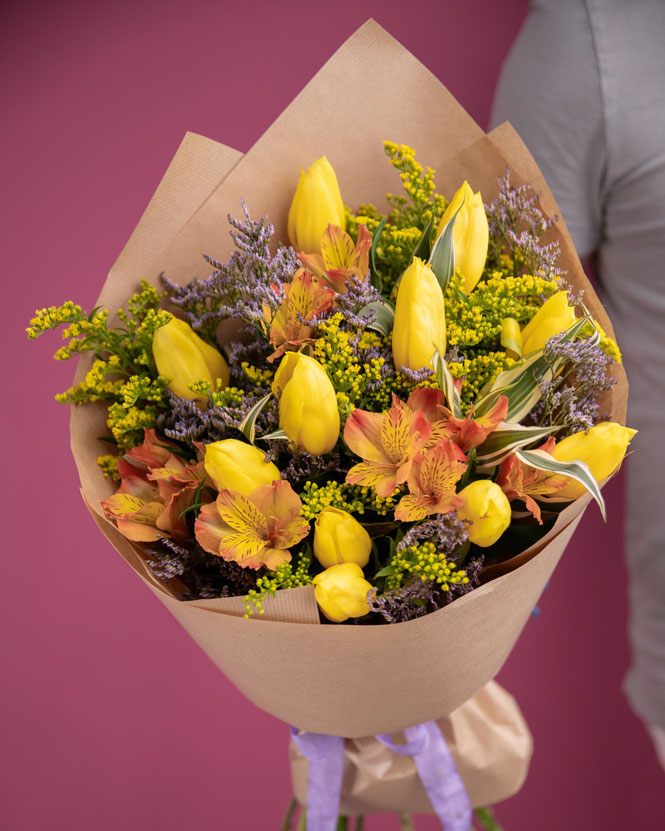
[27,21,631,830]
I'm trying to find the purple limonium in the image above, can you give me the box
[485,168,564,280]
[162,202,299,343]
[528,332,616,435]
[397,513,470,561]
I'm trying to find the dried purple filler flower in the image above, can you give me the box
[162,202,299,343]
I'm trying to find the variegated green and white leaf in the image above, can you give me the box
[358,299,395,337]
[432,347,462,418]
[428,200,463,293]
[238,392,272,445]
[474,313,595,423]
[515,448,606,520]
[257,428,290,442]
[476,423,558,469]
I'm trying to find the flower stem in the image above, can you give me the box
[475,806,504,830]
[280,797,298,831]
[297,807,307,831]
[399,813,415,831]
[354,817,365,831]
[336,817,349,831]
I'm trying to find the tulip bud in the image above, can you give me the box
[312,563,373,623]
[457,480,511,547]
[392,257,446,373]
[272,352,340,455]
[204,438,281,495]
[314,507,372,569]
[551,422,637,499]
[152,317,229,402]
[287,156,346,254]
[436,181,489,294]
[521,291,577,355]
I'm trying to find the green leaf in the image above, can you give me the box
[238,392,272,445]
[432,348,462,417]
[410,214,435,262]
[375,565,396,578]
[428,199,463,292]
[358,300,395,336]
[369,216,387,293]
[475,423,558,469]
[515,448,606,520]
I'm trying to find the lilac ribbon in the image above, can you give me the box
[377,722,472,831]
[292,721,472,831]
[290,728,344,831]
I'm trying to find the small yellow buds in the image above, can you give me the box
[152,317,229,402]
[392,257,446,373]
[457,480,511,547]
[203,439,281,495]
[521,291,577,355]
[551,422,637,499]
[313,563,373,623]
[272,351,340,455]
[436,181,489,294]
[313,507,372,569]
[287,156,346,254]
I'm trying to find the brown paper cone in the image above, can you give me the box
[69,20,627,739]
[290,681,533,814]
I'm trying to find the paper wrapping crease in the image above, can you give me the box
[69,20,627,739]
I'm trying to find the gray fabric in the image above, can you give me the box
[491,0,665,730]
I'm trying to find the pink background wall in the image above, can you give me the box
[3,1,662,829]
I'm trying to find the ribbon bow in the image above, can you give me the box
[291,720,472,831]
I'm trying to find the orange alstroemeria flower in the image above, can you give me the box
[268,268,334,362]
[194,479,310,570]
[395,439,469,522]
[439,395,509,454]
[102,429,212,543]
[344,395,432,497]
[298,223,372,293]
[495,437,568,524]
[406,387,455,448]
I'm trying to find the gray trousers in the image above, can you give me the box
[491,0,665,731]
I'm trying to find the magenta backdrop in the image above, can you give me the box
[3,1,662,829]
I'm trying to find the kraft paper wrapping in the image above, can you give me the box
[290,681,533,814]
[69,20,628,740]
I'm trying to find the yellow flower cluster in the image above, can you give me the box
[386,541,469,592]
[244,552,313,618]
[383,142,446,225]
[448,351,518,409]
[187,379,245,408]
[445,272,559,348]
[241,361,273,387]
[313,314,384,421]
[26,301,84,339]
[96,454,121,481]
[300,480,399,521]
[55,356,125,404]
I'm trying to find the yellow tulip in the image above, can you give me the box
[314,507,372,569]
[152,317,229,402]
[551,422,637,499]
[457,480,511,547]
[313,563,373,623]
[436,181,489,293]
[392,257,446,372]
[287,156,346,254]
[272,352,340,455]
[521,291,577,354]
[204,439,281,494]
